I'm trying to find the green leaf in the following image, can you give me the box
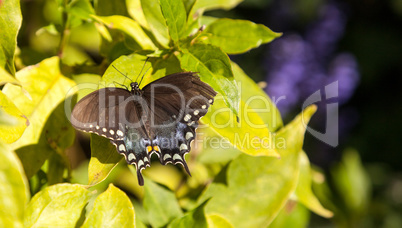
[269,202,310,228]
[178,43,239,116]
[143,179,183,227]
[0,142,29,228]
[294,151,333,218]
[0,91,29,143]
[141,0,170,47]
[0,0,22,75]
[92,15,157,50]
[1,56,76,150]
[126,0,150,29]
[198,105,317,227]
[102,54,152,87]
[168,199,209,228]
[0,66,20,86]
[88,134,123,186]
[24,184,92,228]
[94,0,129,16]
[199,62,283,157]
[16,100,76,179]
[82,184,135,228]
[160,0,187,43]
[206,214,234,228]
[189,0,243,21]
[202,94,279,157]
[67,0,95,28]
[47,153,65,185]
[331,149,371,213]
[232,62,282,131]
[201,19,281,54]
[72,73,102,101]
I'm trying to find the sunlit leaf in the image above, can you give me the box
[0,142,29,228]
[160,0,187,43]
[16,100,76,179]
[294,151,333,218]
[198,105,317,227]
[232,62,282,131]
[82,184,135,227]
[2,56,76,150]
[202,94,279,157]
[24,184,91,227]
[143,179,183,227]
[0,66,20,86]
[178,43,239,116]
[201,19,281,54]
[168,200,209,228]
[0,91,29,143]
[206,214,234,228]
[92,15,157,50]
[126,0,149,29]
[189,0,243,21]
[72,73,101,101]
[88,134,122,186]
[269,202,310,228]
[141,0,170,47]
[0,0,22,75]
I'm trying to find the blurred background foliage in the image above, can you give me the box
[12,0,402,227]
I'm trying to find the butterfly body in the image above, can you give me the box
[71,72,216,185]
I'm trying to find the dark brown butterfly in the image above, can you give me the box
[71,72,217,185]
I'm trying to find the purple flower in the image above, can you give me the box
[265,2,359,117]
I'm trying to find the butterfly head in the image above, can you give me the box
[130,82,142,95]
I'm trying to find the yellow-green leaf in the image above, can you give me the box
[207,214,234,228]
[2,56,76,149]
[24,184,91,228]
[0,91,29,143]
[92,15,157,50]
[0,0,22,75]
[198,105,317,227]
[232,62,282,131]
[0,142,29,228]
[294,151,333,218]
[126,0,150,29]
[178,43,239,116]
[0,66,20,86]
[202,94,279,157]
[269,202,310,228]
[82,184,135,228]
[143,179,183,227]
[141,0,170,47]
[88,134,123,186]
[202,19,281,54]
[160,0,187,43]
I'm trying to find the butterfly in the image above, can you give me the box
[71,71,217,185]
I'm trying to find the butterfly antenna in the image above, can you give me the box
[113,81,128,90]
[112,65,133,83]
[135,57,150,82]
[138,65,152,86]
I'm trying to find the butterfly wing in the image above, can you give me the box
[141,72,217,173]
[71,87,152,185]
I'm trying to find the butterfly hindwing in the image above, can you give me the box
[142,72,216,174]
